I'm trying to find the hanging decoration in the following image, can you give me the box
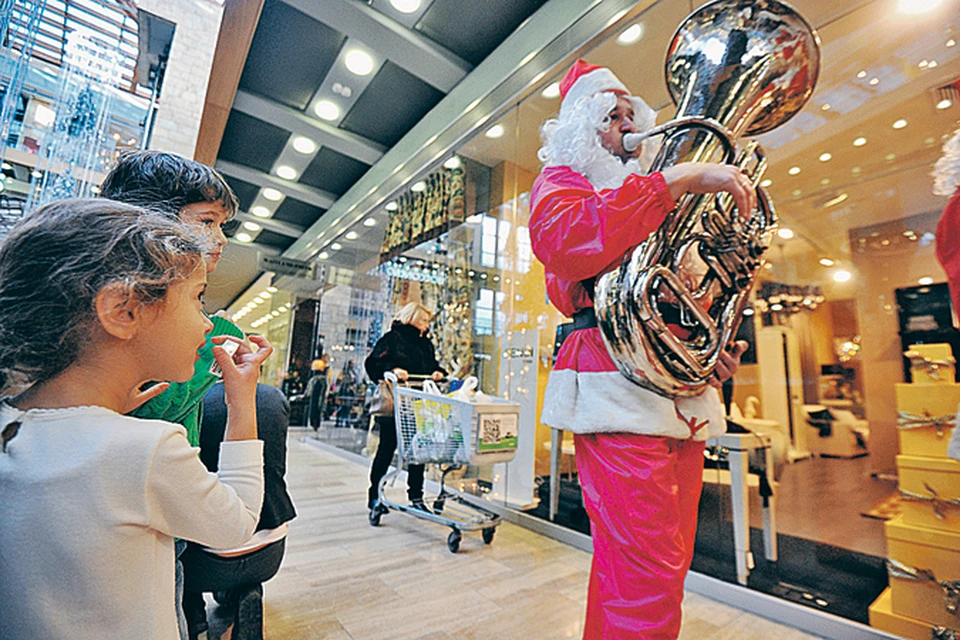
[26,30,122,211]
[753,281,825,320]
[0,0,46,165]
[380,164,466,262]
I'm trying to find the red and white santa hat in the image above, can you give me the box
[558,59,629,115]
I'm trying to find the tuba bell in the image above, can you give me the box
[594,0,820,397]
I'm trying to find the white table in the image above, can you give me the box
[546,428,576,521]
[705,431,779,585]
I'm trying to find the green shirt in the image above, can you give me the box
[130,315,245,446]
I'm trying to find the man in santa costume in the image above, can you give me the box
[529,59,754,639]
[934,125,960,461]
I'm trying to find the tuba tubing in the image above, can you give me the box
[594,0,820,398]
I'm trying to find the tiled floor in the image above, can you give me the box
[204,430,823,639]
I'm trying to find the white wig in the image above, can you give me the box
[537,91,660,191]
[933,126,960,196]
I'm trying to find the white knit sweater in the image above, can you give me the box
[0,403,264,640]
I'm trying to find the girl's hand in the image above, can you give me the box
[213,335,273,407]
[431,371,445,382]
[123,381,170,413]
[392,368,409,382]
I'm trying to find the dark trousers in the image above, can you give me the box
[369,415,424,505]
[181,538,286,640]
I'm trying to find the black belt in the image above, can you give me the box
[572,307,598,330]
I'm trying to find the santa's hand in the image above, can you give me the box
[661,163,756,219]
[709,340,749,389]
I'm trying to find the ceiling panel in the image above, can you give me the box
[299,147,372,196]
[238,0,346,111]
[255,229,297,251]
[416,0,549,66]
[340,60,444,147]
[218,111,290,174]
[273,197,326,227]
[223,175,261,213]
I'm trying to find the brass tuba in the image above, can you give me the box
[594,0,820,397]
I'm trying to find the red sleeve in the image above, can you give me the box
[529,166,674,282]
[936,189,960,320]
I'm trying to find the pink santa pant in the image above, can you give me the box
[574,432,705,640]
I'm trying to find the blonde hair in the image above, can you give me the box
[395,301,433,326]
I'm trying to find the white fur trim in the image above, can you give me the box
[540,369,727,441]
[561,68,628,116]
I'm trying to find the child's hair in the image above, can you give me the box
[0,198,207,395]
[99,150,239,219]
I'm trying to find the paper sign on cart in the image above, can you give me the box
[477,413,519,452]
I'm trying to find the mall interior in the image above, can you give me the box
[2,0,960,638]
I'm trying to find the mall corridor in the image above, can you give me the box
[216,429,823,640]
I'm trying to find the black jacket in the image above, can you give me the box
[364,321,446,382]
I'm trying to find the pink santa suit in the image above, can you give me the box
[529,60,727,640]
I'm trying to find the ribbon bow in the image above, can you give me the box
[905,350,956,382]
[887,558,960,617]
[900,483,960,520]
[897,410,956,437]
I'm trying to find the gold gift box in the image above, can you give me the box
[905,343,956,385]
[895,383,960,458]
[898,454,960,532]
[870,587,957,640]
[886,515,960,629]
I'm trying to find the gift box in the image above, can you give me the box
[898,454,960,532]
[870,587,958,640]
[895,383,960,458]
[906,343,956,384]
[886,515,960,629]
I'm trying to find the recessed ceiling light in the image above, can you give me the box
[616,23,644,45]
[485,124,505,139]
[819,258,835,267]
[363,218,377,227]
[31,170,42,178]
[411,181,426,192]
[541,82,560,99]
[267,287,278,293]
[788,166,801,175]
[292,136,317,154]
[821,104,830,111]
[897,0,941,14]
[251,206,271,218]
[345,231,359,240]
[918,276,935,285]
[385,201,398,211]
[937,99,953,109]
[948,39,956,47]
[344,49,374,76]
[262,188,283,201]
[318,251,329,260]
[892,119,908,129]
[389,0,421,13]
[760,179,772,187]
[236,232,253,243]
[869,77,880,86]
[857,70,867,78]
[833,270,852,283]
[331,242,342,250]
[825,193,848,207]
[792,189,802,197]
[851,166,861,174]
[243,221,261,231]
[886,153,897,161]
[314,100,340,121]
[819,152,832,162]
[777,228,795,240]
[853,137,867,147]
[276,165,297,180]
[919,59,930,68]
[820,178,831,185]
[443,156,462,169]
[261,291,272,299]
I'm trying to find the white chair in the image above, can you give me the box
[802,404,869,458]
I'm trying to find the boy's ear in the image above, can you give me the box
[95,283,141,340]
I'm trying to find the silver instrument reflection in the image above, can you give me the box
[595,0,820,397]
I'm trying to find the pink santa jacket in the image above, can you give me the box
[529,165,726,440]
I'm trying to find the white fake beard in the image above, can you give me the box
[581,142,652,191]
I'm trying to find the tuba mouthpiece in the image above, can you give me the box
[622,132,649,153]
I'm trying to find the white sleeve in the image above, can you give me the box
[144,427,263,549]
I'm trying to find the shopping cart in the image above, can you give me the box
[369,371,520,552]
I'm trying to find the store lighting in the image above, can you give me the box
[918,276,935,285]
[262,188,283,202]
[345,231,359,240]
[31,170,42,179]
[292,137,317,154]
[541,82,560,99]
[235,232,253,243]
[254,296,264,303]
[331,242,342,250]
[788,166,801,175]
[243,221,261,232]
[819,152,832,162]
[857,70,867,78]
[937,99,953,110]
[819,258,835,267]
[886,153,897,161]
[825,193,849,207]
[892,119,908,130]
[385,201,398,211]
[268,287,278,293]
[948,39,956,47]
[443,156,462,169]
[898,0,941,14]
[314,100,340,121]
[33,104,55,127]
[363,218,377,227]
[616,23,644,45]
[853,137,867,147]
[389,0,420,13]
[318,251,329,260]
[760,179,772,187]
[485,124,505,139]
[344,49,374,76]
[820,178,831,186]
[778,228,795,240]
[251,206,271,218]
[833,270,852,283]
[276,165,297,180]
[411,181,426,192]
[869,77,880,86]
